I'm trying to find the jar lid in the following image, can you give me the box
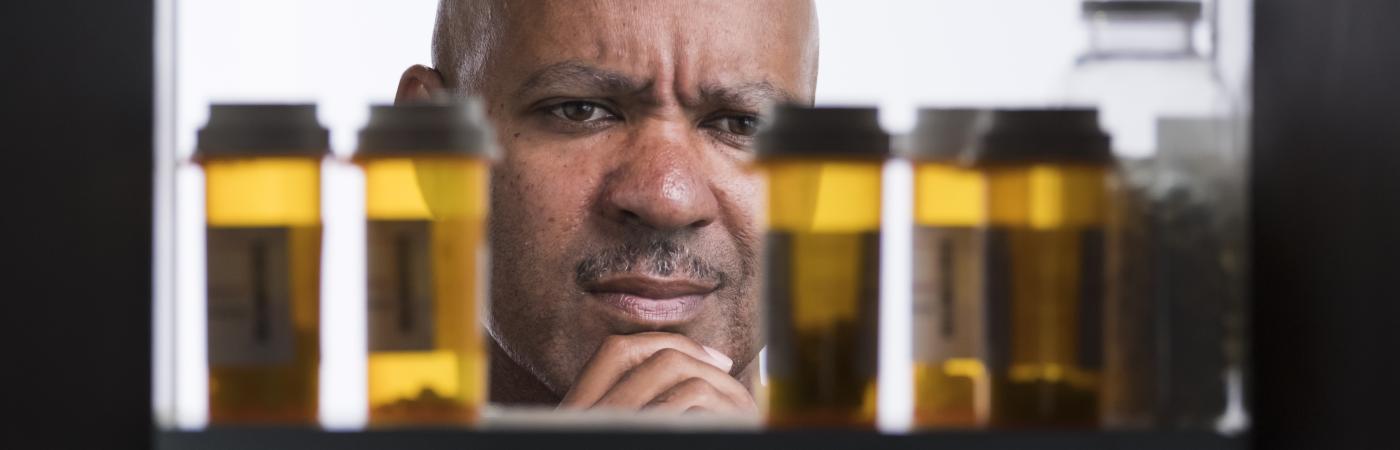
[905,108,989,162]
[754,105,890,160]
[195,104,330,158]
[355,100,496,159]
[975,108,1112,165]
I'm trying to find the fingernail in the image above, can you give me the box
[702,345,734,372]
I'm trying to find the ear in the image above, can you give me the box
[395,64,446,105]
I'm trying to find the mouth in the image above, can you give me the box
[582,274,719,327]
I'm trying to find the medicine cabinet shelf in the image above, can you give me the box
[159,428,1245,450]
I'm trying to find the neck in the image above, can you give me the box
[488,337,562,406]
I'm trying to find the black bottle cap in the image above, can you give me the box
[195,104,330,159]
[1083,0,1202,19]
[354,101,497,159]
[754,105,890,160]
[905,108,989,162]
[974,108,1112,165]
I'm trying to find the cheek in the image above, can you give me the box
[493,138,602,263]
[716,164,767,245]
[502,161,575,229]
[735,169,766,227]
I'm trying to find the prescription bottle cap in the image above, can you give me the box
[754,105,890,160]
[905,108,989,162]
[195,104,330,159]
[975,108,1112,165]
[355,100,497,159]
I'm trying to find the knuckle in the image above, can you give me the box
[650,378,716,408]
[654,379,711,406]
[678,377,716,399]
[650,347,690,365]
[679,376,711,389]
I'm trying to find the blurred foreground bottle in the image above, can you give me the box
[906,109,991,429]
[195,104,327,425]
[757,106,887,428]
[1065,0,1248,429]
[977,109,1114,428]
[355,102,495,427]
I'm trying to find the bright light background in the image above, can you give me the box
[154,0,1249,432]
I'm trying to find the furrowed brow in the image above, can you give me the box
[698,81,801,111]
[514,60,644,98]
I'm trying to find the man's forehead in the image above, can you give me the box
[502,0,806,32]
[512,60,801,109]
[478,0,817,102]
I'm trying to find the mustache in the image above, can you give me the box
[574,237,728,288]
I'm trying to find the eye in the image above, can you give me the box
[709,115,761,137]
[549,101,616,122]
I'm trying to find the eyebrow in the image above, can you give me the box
[514,60,801,111]
[515,60,646,99]
[698,80,800,111]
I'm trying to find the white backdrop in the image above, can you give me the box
[154,0,1248,431]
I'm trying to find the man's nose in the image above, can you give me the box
[598,121,719,232]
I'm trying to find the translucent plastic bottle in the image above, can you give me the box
[354,103,495,426]
[906,109,991,428]
[195,104,328,425]
[756,106,888,428]
[1065,0,1247,429]
[976,109,1115,428]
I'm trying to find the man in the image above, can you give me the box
[395,0,819,414]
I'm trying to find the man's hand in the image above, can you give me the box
[557,332,757,414]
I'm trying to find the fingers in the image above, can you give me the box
[591,348,756,413]
[644,377,754,414]
[559,332,734,409]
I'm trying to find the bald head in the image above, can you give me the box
[430,0,500,93]
[429,0,819,98]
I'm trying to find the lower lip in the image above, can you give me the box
[591,293,706,324]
